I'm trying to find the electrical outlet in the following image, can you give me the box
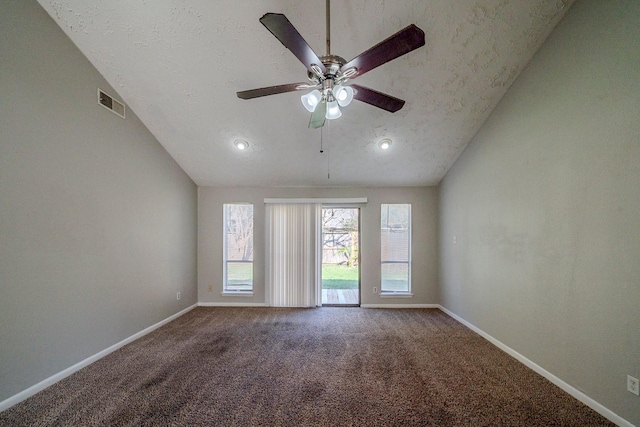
[176,292,181,301]
[628,375,639,396]
[373,287,377,294]
[208,285,213,292]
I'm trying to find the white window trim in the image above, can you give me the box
[223,203,254,293]
[380,203,412,294]
[380,292,414,298]
[221,291,254,297]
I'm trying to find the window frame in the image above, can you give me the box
[222,203,254,296]
[380,203,412,296]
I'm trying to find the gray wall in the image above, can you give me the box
[199,187,438,306]
[439,0,640,424]
[0,1,197,402]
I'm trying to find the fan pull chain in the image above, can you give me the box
[326,122,331,179]
[319,125,330,179]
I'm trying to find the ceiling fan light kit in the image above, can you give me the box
[301,89,322,112]
[334,85,354,107]
[237,0,425,129]
[326,100,342,120]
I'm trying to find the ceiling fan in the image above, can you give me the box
[236,0,425,129]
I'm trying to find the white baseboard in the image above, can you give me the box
[361,304,440,309]
[2,302,632,426]
[437,305,634,427]
[198,302,268,307]
[202,303,437,308]
[0,304,197,413]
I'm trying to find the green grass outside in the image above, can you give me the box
[381,264,410,292]
[322,264,358,289]
[226,262,252,291]
[381,280,410,292]
[229,262,409,292]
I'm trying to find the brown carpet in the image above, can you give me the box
[0,307,614,426]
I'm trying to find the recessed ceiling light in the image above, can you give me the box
[234,139,249,150]
[378,138,392,150]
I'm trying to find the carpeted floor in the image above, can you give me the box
[0,307,614,426]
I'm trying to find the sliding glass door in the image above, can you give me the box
[321,207,360,306]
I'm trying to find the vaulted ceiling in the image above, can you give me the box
[36,0,573,187]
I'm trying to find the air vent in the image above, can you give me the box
[98,89,125,119]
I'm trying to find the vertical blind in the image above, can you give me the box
[266,203,321,307]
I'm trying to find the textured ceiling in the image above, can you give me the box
[36,0,573,187]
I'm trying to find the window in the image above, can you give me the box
[223,203,253,293]
[381,204,411,294]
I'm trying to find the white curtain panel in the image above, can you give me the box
[266,203,321,307]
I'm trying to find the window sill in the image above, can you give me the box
[221,291,254,297]
[379,292,414,298]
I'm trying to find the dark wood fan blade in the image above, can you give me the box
[237,82,307,100]
[260,13,326,73]
[351,84,405,113]
[341,24,425,78]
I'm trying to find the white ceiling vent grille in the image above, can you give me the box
[98,89,125,119]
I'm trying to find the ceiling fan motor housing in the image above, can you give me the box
[307,54,347,84]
